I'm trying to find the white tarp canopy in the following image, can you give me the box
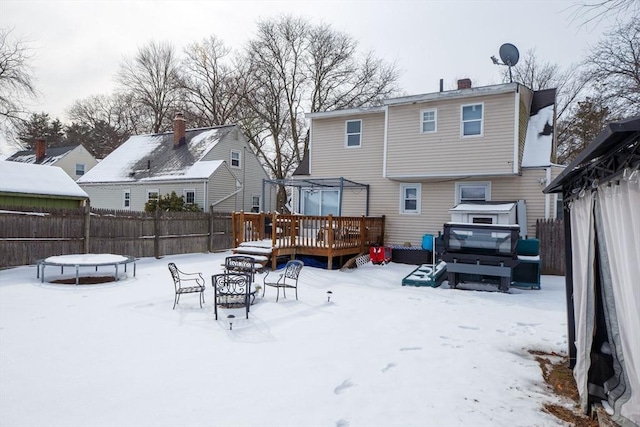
[545,115,640,426]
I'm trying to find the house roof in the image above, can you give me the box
[0,161,88,199]
[383,82,518,107]
[6,145,78,165]
[77,125,235,184]
[544,115,640,194]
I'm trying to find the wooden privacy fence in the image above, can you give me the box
[0,206,233,269]
[536,218,565,276]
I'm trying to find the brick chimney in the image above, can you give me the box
[35,138,46,162]
[173,113,186,148]
[457,78,472,90]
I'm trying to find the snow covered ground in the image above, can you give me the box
[0,251,570,427]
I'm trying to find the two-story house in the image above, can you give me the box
[6,140,98,181]
[299,80,564,246]
[78,114,272,213]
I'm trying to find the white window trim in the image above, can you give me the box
[75,163,86,176]
[230,150,241,169]
[460,102,484,138]
[123,189,131,209]
[420,108,437,134]
[400,183,421,214]
[345,119,362,148]
[455,181,492,204]
[183,189,196,205]
[251,194,261,213]
[147,189,159,202]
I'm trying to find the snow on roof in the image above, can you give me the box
[77,126,233,183]
[0,161,88,198]
[6,145,76,166]
[449,203,516,213]
[522,105,554,167]
[141,160,225,182]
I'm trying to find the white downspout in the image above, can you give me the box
[203,181,208,212]
[513,90,520,175]
[383,105,389,178]
[544,166,552,218]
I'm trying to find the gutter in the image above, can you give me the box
[385,171,518,181]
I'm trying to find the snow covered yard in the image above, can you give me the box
[0,251,569,427]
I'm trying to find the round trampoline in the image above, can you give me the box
[36,254,136,285]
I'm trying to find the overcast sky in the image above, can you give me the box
[1,0,617,121]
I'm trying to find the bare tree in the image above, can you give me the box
[307,23,400,113]
[582,19,640,116]
[181,36,245,127]
[66,93,141,157]
[0,28,37,144]
[116,41,183,133]
[239,16,401,210]
[242,16,310,186]
[569,0,639,26]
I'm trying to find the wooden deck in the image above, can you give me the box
[231,212,386,269]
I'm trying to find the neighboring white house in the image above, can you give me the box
[297,80,565,245]
[77,114,271,213]
[6,140,98,181]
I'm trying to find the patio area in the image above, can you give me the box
[0,251,569,427]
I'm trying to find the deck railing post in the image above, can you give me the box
[327,214,334,269]
[360,215,366,253]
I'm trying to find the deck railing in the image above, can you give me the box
[232,212,385,254]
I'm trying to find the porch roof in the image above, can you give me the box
[263,177,368,189]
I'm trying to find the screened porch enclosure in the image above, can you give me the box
[261,177,371,217]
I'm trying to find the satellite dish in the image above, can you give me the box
[499,43,520,67]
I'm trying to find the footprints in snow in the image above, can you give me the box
[334,379,355,394]
[381,362,396,373]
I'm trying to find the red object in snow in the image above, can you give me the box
[370,245,391,265]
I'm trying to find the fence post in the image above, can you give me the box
[154,208,161,259]
[83,202,91,254]
[208,210,214,253]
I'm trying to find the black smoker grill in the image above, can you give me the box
[441,222,521,292]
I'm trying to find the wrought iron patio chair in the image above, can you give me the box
[224,255,258,282]
[262,260,304,302]
[168,262,205,309]
[212,272,253,320]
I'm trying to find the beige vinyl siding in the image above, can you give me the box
[490,170,548,238]
[52,146,98,180]
[385,91,518,177]
[310,113,385,182]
